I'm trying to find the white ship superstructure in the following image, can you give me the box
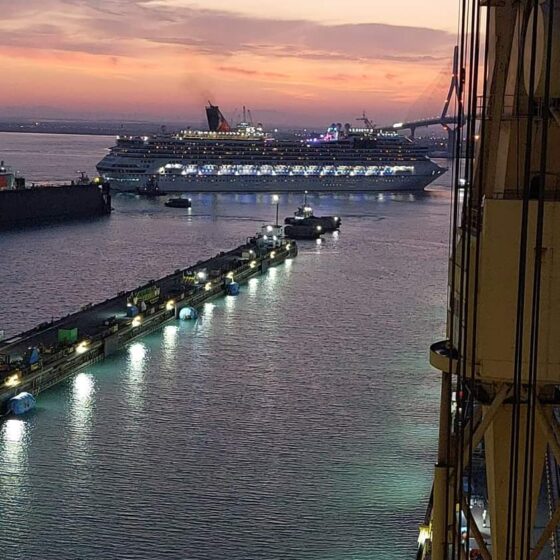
[97,105,445,193]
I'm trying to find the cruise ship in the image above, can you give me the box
[96,104,445,193]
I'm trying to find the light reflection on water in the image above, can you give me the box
[0,418,29,543]
[0,134,452,560]
[126,342,148,408]
[69,372,95,431]
[162,324,179,351]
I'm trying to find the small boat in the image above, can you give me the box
[165,197,192,208]
[284,194,340,232]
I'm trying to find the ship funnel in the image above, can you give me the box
[206,102,231,133]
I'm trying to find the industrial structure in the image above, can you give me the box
[419,0,560,559]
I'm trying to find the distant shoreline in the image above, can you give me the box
[0,125,163,137]
[0,128,114,137]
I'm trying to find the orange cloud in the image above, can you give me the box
[0,1,456,126]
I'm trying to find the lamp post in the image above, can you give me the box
[272,194,279,226]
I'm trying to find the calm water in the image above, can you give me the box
[0,133,450,559]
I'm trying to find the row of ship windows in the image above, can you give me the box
[106,162,423,170]
[108,175,410,183]
[115,155,428,163]
[116,148,427,156]
[108,165,416,177]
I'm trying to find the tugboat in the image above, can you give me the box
[284,193,341,232]
[165,197,192,208]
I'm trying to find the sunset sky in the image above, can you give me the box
[2,1,459,126]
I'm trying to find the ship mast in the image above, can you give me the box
[422,1,560,559]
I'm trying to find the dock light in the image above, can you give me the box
[334,216,339,222]
[166,299,175,311]
[270,251,276,259]
[4,373,20,388]
[205,282,212,291]
[272,235,278,241]
[418,525,431,546]
[132,316,142,328]
[126,302,132,308]
[76,341,89,354]
[266,225,273,232]
[316,225,322,232]
[250,260,257,269]
[272,194,280,226]
[196,271,207,281]
[263,235,268,240]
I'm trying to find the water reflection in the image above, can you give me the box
[203,302,216,316]
[224,292,237,311]
[0,419,28,513]
[266,267,279,289]
[69,372,96,448]
[248,277,259,295]
[129,341,147,369]
[73,372,95,405]
[126,342,147,408]
[3,418,26,445]
[163,324,179,351]
[197,302,216,335]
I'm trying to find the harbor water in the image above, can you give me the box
[0,132,450,559]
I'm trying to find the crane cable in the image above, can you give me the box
[506,1,542,557]
[523,1,555,556]
[447,0,470,555]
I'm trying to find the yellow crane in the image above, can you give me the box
[421,1,560,559]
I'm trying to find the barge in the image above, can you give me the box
[0,232,297,412]
[0,163,111,230]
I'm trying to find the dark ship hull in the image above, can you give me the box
[0,183,111,230]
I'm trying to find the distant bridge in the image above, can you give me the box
[386,46,461,157]
[391,115,458,137]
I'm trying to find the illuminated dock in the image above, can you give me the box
[0,233,297,412]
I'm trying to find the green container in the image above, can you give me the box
[58,327,78,344]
